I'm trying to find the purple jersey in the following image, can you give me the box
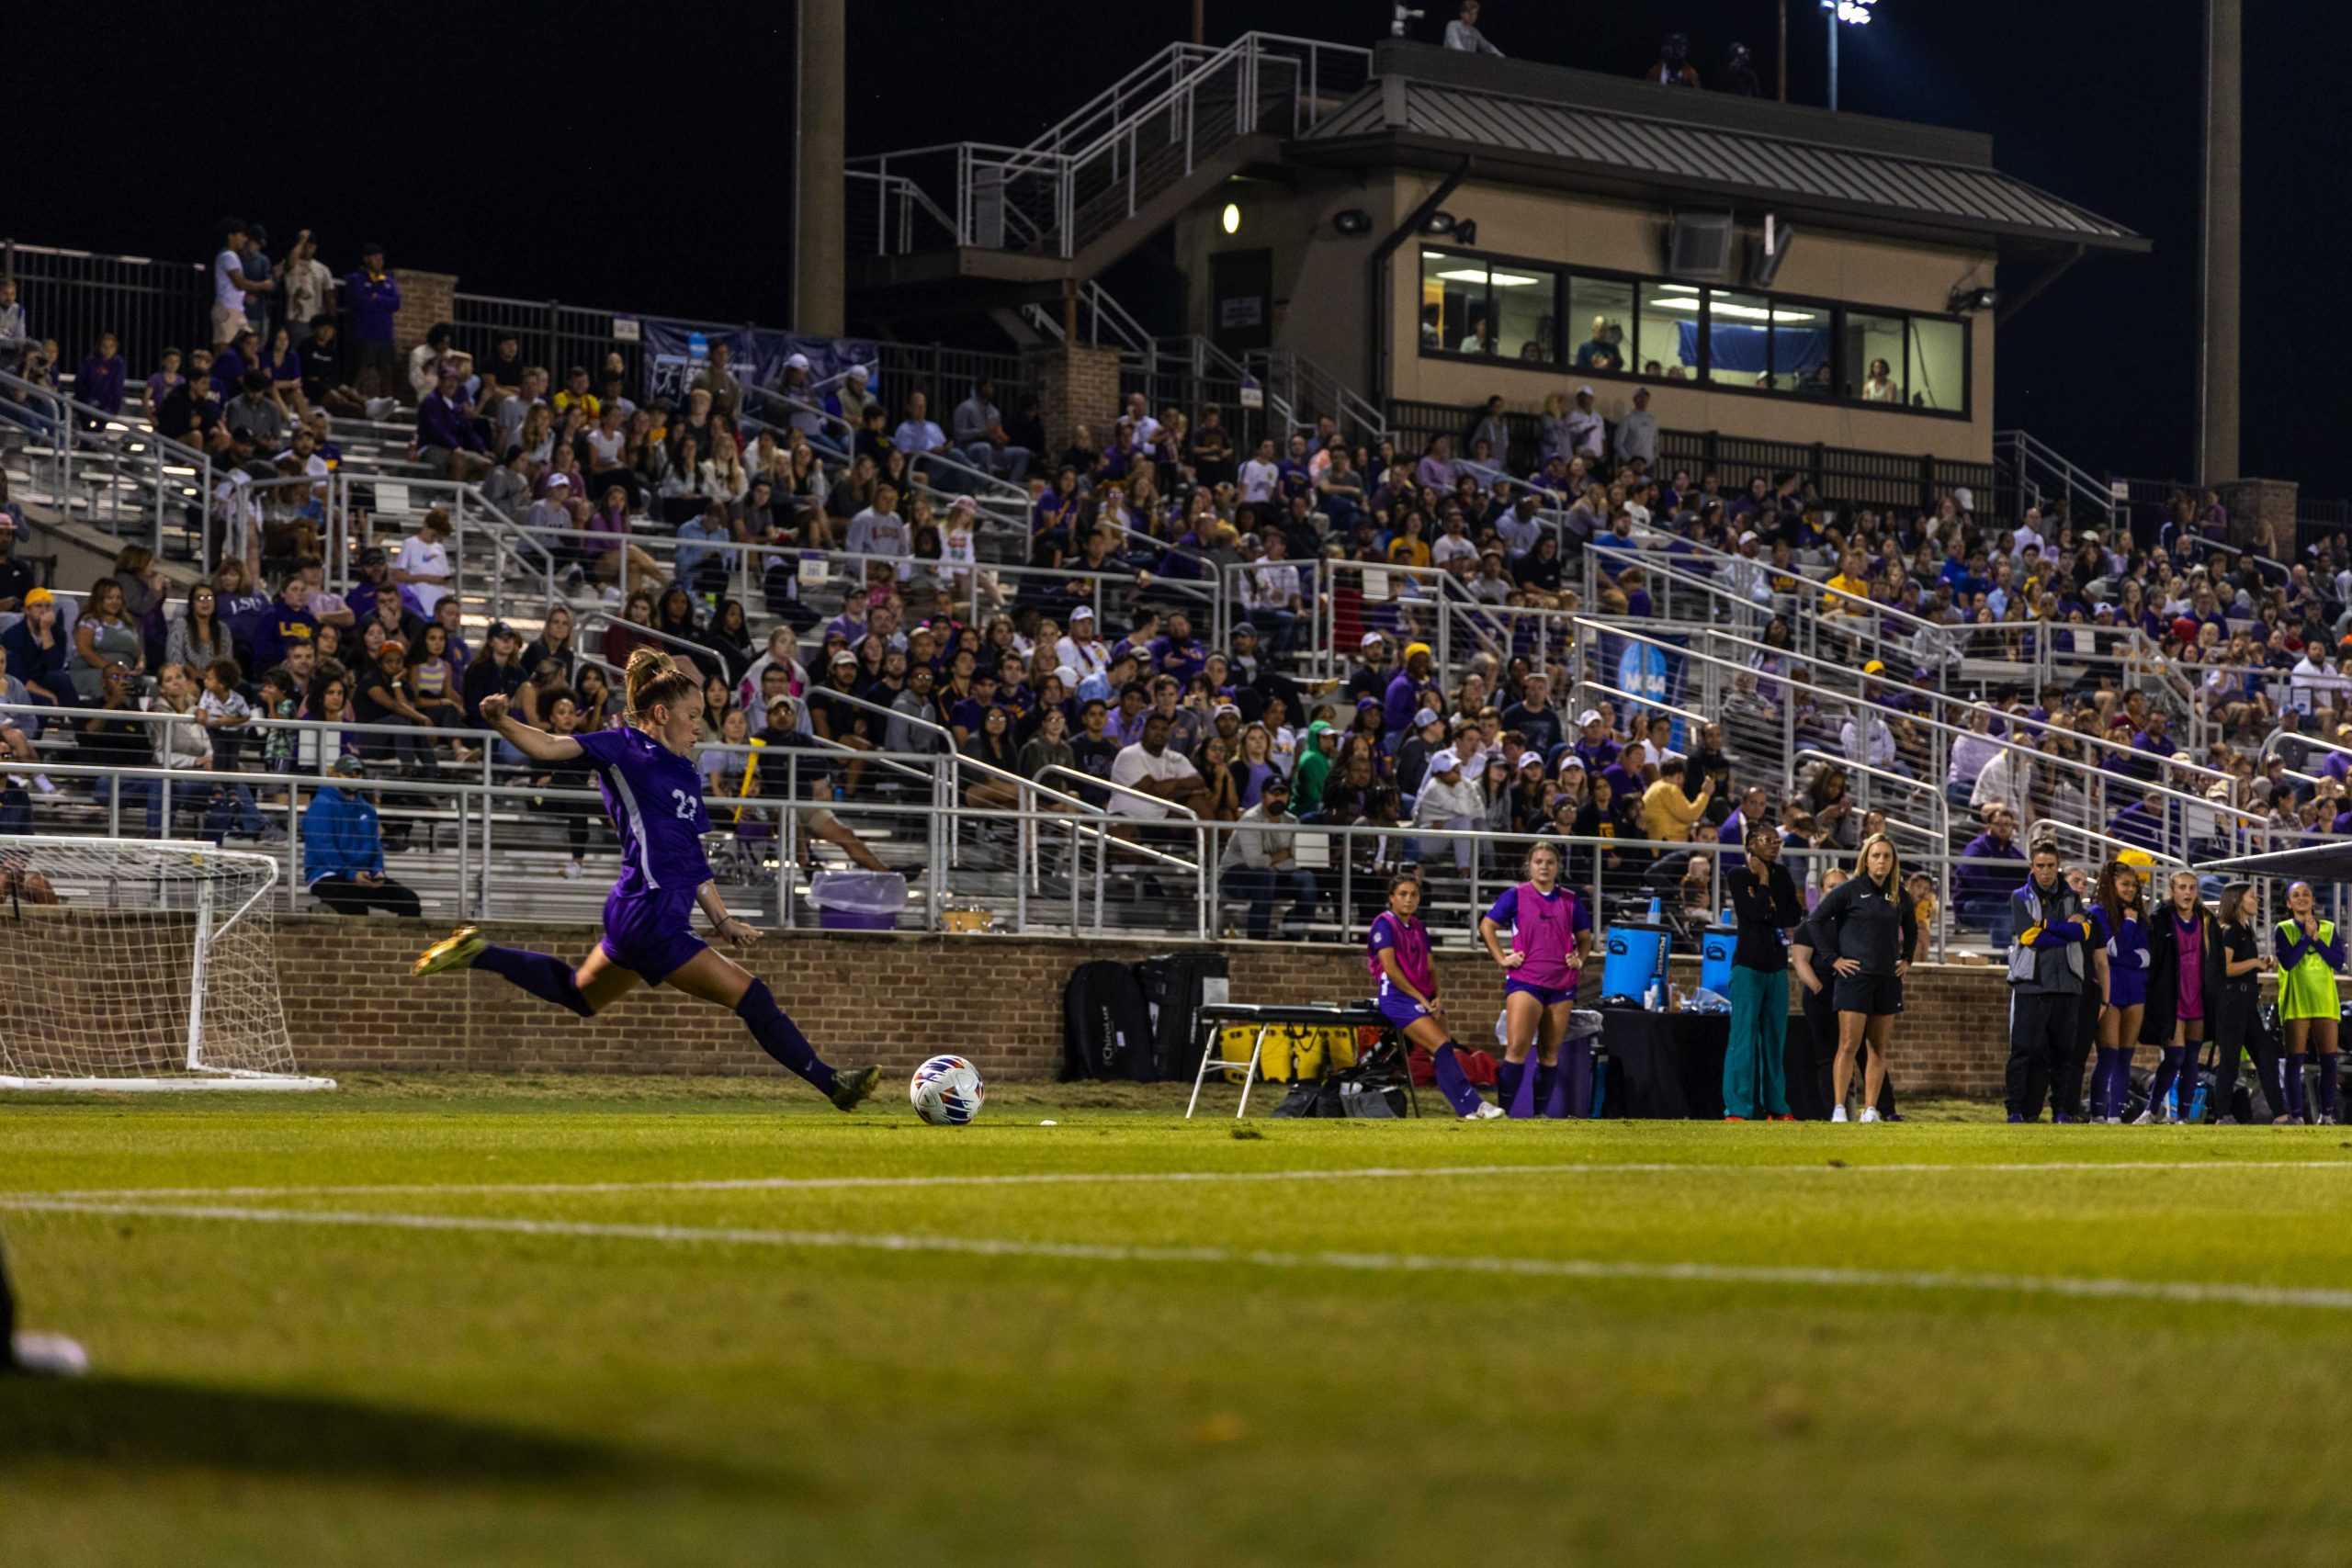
[578,726,713,899]
[1486,882,1591,991]
[1368,910,1435,999]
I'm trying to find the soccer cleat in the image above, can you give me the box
[829,1065,883,1112]
[1830,1105,1849,1122]
[1724,1114,1747,1122]
[1770,1112,1797,1122]
[413,926,486,977]
[1469,1101,1508,1120]
[8,1331,90,1378]
[1859,1106,1881,1124]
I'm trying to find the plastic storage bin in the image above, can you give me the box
[808,870,906,931]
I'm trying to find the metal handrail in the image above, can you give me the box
[1791,748,1949,846]
[1032,761,1198,821]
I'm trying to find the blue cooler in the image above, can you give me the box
[1601,924,1671,1002]
[1699,926,1736,997]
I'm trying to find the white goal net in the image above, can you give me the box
[0,836,333,1091]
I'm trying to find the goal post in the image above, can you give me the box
[0,835,334,1092]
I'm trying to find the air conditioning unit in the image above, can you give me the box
[1667,209,1736,282]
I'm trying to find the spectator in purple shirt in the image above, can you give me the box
[1148,613,1207,684]
[1383,642,1436,739]
[416,367,492,481]
[343,243,401,393]
[75,333,127,416]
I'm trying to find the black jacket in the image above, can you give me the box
[2141,907,2226,1046]
[1810,874,1917,977]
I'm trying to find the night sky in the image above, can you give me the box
[11,2,2340,494]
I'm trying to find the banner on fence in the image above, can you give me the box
[640,321,878,408]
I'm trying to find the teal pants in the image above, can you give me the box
[1724,964,1791,1118]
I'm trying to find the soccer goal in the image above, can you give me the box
[0,836,334,1091]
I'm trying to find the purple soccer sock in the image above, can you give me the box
[2321,1057,2342,1120]
[1497,1058,1530,1117]
[2092,1047,2122,1119]
[1545,1040,1587,1119]
[738,980,838,1095]
[473,944,594,1018]
[2149,1046,2184,1116]
[1532,1063,1559,1117]
[1430,1043,1487,1118]
[2284,1054,2310,1119]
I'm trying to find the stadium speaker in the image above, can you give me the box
[1667,210,1736,281]
[1745,222,1797,289]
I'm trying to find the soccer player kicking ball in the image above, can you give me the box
[413,649,881,1111]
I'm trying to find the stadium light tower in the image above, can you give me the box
[1821,0,1878,112]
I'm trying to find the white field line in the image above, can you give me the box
[15,1157,2352,1204]
[7,1194,2352,1313]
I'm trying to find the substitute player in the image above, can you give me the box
[1369,870,1503,1120]
[2272,880,2344,1125]
[2086,858,2153,1124]
[1477,841,1593,1118]
[413,649,881,1111]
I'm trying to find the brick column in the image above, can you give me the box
[1029,344,1124,456]
[389,268,459,403]
[2217,477,2297,562]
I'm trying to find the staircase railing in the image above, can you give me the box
[846,33,1371,262]
[1019,280,1154,355]
[0,365,211,560]
[1995,428,2117,533]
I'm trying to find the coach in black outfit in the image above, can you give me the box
[2004,839,2094,1122]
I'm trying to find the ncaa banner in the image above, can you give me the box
[640,321,877,407]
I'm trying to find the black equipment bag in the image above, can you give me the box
[1060,960,1154,1081]
[1132,953,1229,1082]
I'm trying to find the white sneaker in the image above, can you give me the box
[1859,1106,1880,1123]
[2132,1108,2155,1125]
[560,860,583,880]
[1469,1101,1507,1120]
[31,773,57,794]
[2105,1116,2123,1125]
[10,1331,89,1378]
[1830,1105,1849,1122]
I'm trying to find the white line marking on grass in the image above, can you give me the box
[20,1157,2352,1203]
[6,1194,2352,1314]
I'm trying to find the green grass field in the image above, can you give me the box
[6,1077,2352,1568]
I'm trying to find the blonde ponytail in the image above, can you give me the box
[624,647,697,724]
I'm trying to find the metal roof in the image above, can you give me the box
[1301,80,2145,252]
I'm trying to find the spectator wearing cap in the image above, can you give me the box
[1055,606,1110,685]
[1411,747,1483,871]
[301,754,422,918]
[1613,387,1657,469]
[1565,386,1604,459]
[1383,641,1437,742]
[1218,776,1316,940]
[341,243,401,393]
[1346,632,1392,705]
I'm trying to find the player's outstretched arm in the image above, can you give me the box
[478,694,582,764]
[696,881,758,947]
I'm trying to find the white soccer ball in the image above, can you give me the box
[910,1054,986,1125]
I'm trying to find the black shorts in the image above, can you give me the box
[1833,972,1904,1017]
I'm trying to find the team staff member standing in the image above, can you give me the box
[2003,839,2093,1122]
[2140,870,2222,1123]
[2209,884,2274,1122]
[1787,866,1847,1120]
[1808,834,1917,1123]
[2272,881,2345,1125]
[1723,824,1803,1122]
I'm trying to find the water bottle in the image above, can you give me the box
[1646,895,1662,923]
[2186,1077,2207,1124]
[1590,1046,1608,1119]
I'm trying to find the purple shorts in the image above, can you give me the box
[601,887,707,986]
[1376,989,1432,1033]
[1504,976,1575,1009]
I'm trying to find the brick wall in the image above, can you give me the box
[2220,477,2298,562]
[1030,344,1124,457]
[261,918,2064,1094]
[388,268,458,402]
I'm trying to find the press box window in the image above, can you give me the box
[1566,276,1635,375]
[1906,318,1965,412]
[1421,253,1556,360]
